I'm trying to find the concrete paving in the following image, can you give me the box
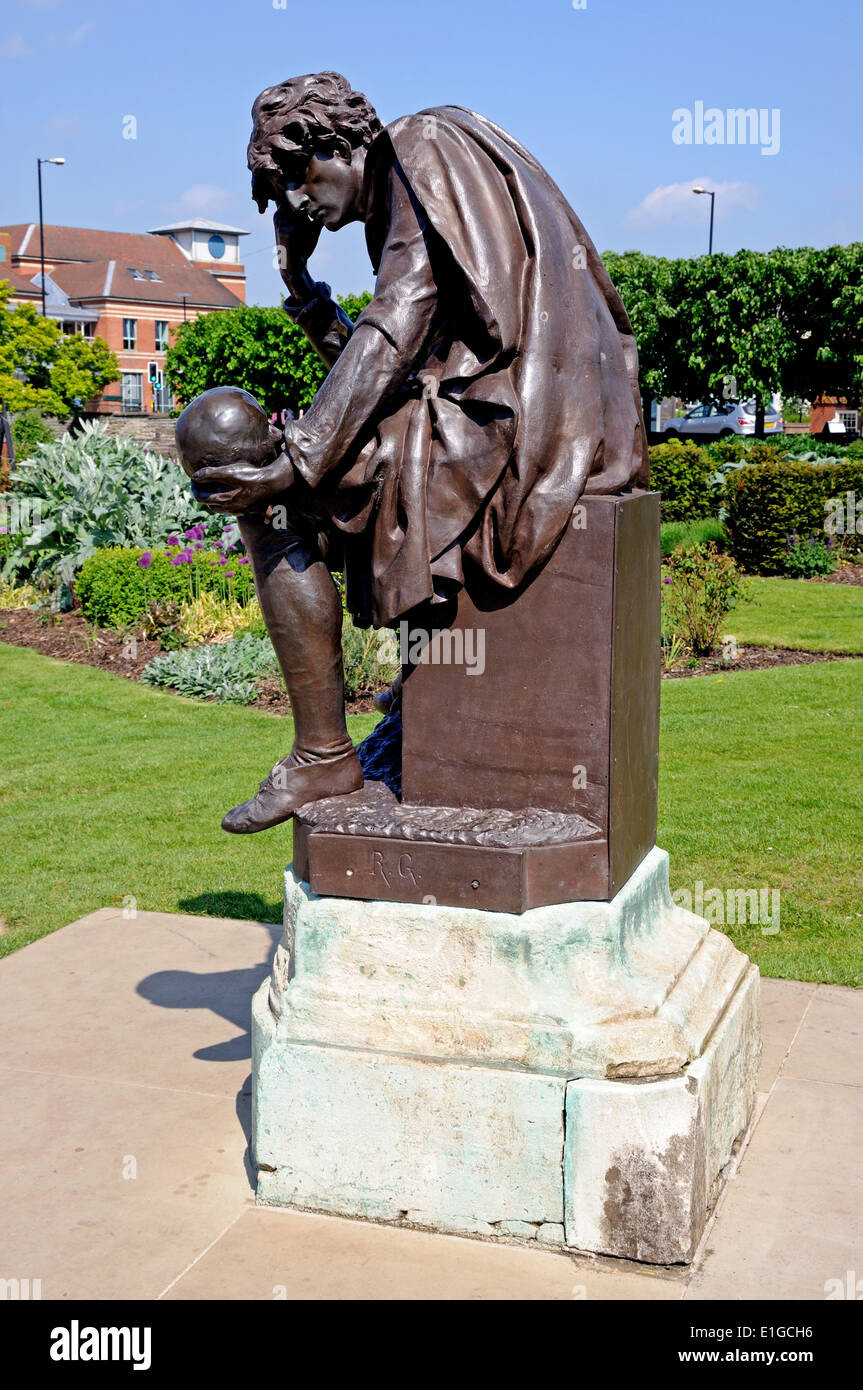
[0,908,859,1300]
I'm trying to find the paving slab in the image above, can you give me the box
[686,1076,863,1301]
[780,984,863,1088]
[757,977,818,1092]
[0,1066,253,1300]
[0,914,860,1301]
[0,908,280,1096]
[161,1205,683,1301]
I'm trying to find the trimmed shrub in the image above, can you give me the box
[11,410,56,461]
[725,459,863,574]
[77,546,256,627]
[647,439,713,521]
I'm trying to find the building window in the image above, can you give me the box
[154,320,169,351]
[208,233,226,260]
[123,318,137,350]
[121,373,143,413]
[128,268,145,280]
[60,319,96,338]
[144,269,162,282]
[839,410,859,431]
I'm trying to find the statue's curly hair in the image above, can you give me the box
[248,71,382,212]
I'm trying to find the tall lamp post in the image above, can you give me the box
[37,156,65,316]
[692,186,715,255]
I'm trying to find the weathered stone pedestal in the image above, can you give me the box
[252,847,760,1263]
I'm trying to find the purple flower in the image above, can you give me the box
[662,576,672,584]
[219,557,228,566]
[138,551,153,569]
[184,525,204,541]
[169,554,183,566]
[213,541,223,550]
[167,534,180,547]
[225,571,234,578]
[209,559,218,566]
[238,556,249,565]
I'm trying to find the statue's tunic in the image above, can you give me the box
[283,106,648,627]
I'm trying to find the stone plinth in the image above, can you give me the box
[252,848,760,1263]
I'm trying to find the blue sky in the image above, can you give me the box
[2,0,860,307]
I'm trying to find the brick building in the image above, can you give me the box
[0,219,247,414]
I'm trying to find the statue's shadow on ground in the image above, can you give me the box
[136,919,282,1191]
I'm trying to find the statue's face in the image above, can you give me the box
[278,149,361,231]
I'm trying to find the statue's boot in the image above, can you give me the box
[373,670,403,716]
[222,512,363,834]
[221,747,363,833]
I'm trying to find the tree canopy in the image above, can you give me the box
[601,244,863,425]
[166,293,373,416]
[0,282,119,417]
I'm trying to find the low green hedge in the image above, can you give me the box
[647,439,714,522]
[77,546,256,627]
[724,460,863,574]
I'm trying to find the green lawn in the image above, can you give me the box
[1,645,862,985]
[0,644,377,955]
[725,576,863,654]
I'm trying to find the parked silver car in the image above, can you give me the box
[664,401,784,438]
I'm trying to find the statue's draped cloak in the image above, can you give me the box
[291,106,648,628]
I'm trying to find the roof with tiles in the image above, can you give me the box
[0,224,244,308]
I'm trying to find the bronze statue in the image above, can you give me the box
[176,71,648,835]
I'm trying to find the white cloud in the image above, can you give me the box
[45,20,95,47]
[624,178,762,228]
[0,35,35,57]
[40,112,88,139]
[168,184,237,215]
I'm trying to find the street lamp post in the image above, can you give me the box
[692,187,715,255]
[174,293,190,322]
[37,156,66,317]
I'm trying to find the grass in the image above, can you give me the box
[660,517,725,556]
[1,645,861,985]
[0,645,377,957]
[659,660,863,986]
[727,576,863,653]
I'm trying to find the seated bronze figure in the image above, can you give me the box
[175,71,648,835]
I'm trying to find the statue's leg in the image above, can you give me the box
[221,507,363,834]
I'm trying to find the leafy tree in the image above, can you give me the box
[602,251,678,422]
[668,250,802,435]
[782,243,863,412]
[166,293,373,415]
[0,281,119,416]
[603,244,863,437]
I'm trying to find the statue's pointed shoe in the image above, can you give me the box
[221,749,363,834]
